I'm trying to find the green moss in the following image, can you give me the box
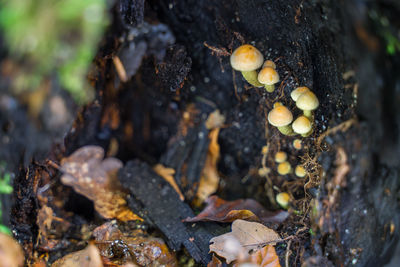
[0,0,108,104]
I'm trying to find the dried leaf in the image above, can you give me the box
[195,128,221,205]
[209,220,280,264]
[184,196,289,224]
[207,254,223,267]
[0,233,24,267]
[247,245,281,267]
[93,221,177,267]
[51,244,103,267]
[60,145,142,221]
[153,164,184,201]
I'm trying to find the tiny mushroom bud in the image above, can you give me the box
[274,151,287,163]
[263,60,276,69]
[292,115,312,136]
[293,139,302,150]
[296,91,319,118]
[295,165,307,178]
[276,192,290,209]
[267,105,295,136]
[230,44,264,87]
[290,86,310,101]
[273,102,283,108]
[257,67,279,92]
[277,161,292,175]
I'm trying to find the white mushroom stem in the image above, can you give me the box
[241,71,263,87]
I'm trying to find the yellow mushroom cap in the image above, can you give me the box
[273,102,283,108]
[277,161,291,175]
[263,60,276,69]
[293,139,302,150]
[292,116,312,134]
[267,105,293,127]
[291,87,310,101]
[276,192,290,208]
[257,67,279,85]
[296,91,319,111]
[295,165,307,177]
[274,151,287,163]
[230,44,264,71]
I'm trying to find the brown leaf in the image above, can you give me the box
[51,244,103,267]
[153,164,184,201]
[195,128,221,205]
[207,254,223,267]
[93,221,177,267]
[248,245,281,267]
[184,196,289,224]
[60,145,142,221]
[209,220,280,264]
[0,233,24,267]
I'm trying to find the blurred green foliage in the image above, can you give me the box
[0,162,12,235]
[0,0,108,104]
[369,9,400,56]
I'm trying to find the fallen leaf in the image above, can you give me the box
[246,245,281,267]
[51,244,103,267]
[209,220,280,264]
[195,127,221,205]
[207,254,223,267]
[93,221,177,267]
[60,145,142,221]
[153,164,184,201]
[0,233,24,267]
[184,196,289,224]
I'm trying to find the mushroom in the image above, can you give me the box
[267,104,295,136]
[257,67,279,92]
[230,44,264,87]
[274,151,287,163]
[296,91,319,118]
[263,60,276,69]
[290,86,310,101]
[276,192,290,209]
[295,165,307,178]
[292,115,312,136]
[293,139,302,150]
[277,161,292,175]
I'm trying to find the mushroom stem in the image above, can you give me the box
[303,110,313,119]
[264,84,275,93]
[241,71,263,87]
[277,125,296,136]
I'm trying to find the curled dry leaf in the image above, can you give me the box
[60,145,142,221]
[153,164,184,201]
[184,196,289,224]
[209,220,280,264]
[0,233,25,267]
[246,245,281,267]
[195,127,221,205]
[51,244,103,267]
[93,221,177,267]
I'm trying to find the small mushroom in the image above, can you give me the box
[276,192,290,209]
[263,60,276,69]
[277,161,292,175]
[267,104,295,136]
[295,165,307,178]
[257,67,279,92]
[290,86,310,101]
[292,115,312,136]
[296,91,319,118]
[274,151,287,163]
[293,139,302,150]
[230,44,264,87]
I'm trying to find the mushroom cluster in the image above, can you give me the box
[230,44,279,92]
[267,86,319,137]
